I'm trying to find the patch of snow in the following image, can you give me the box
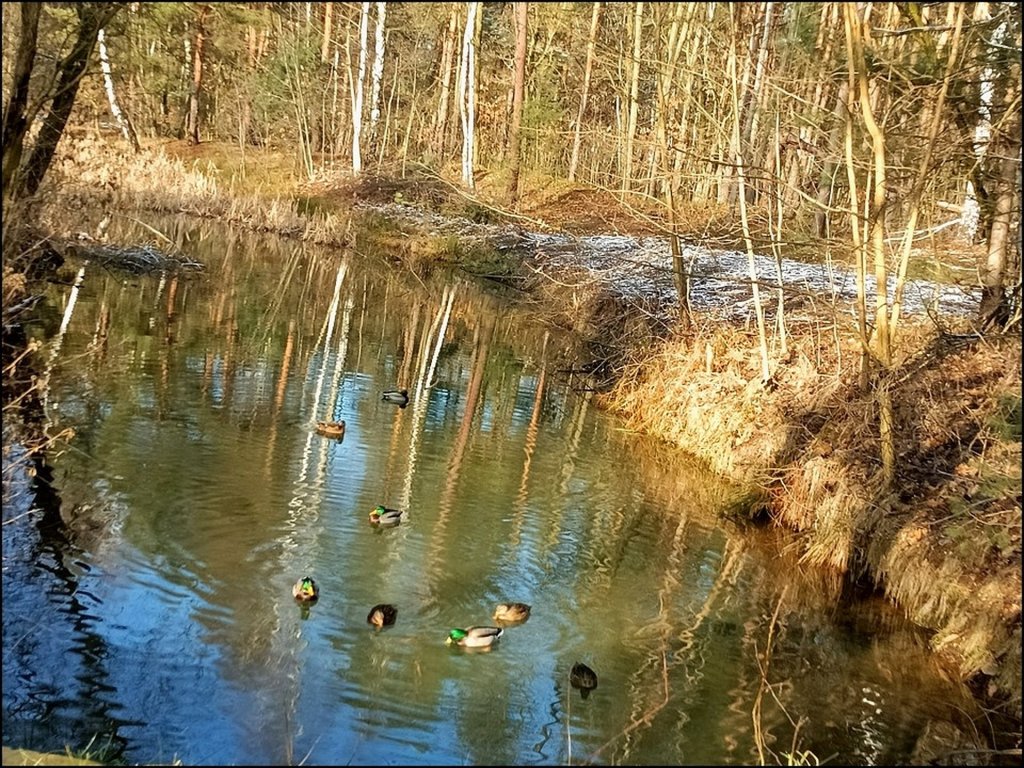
[357,202,981,323]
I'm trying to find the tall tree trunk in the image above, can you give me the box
[890,4,964,338]
[17,2,120,199]
[97,28,141,153]
[843,69,870,392]
[351,1,370,176]
[978,104,1021,331]
[654,2,689,328]
[432,5,459,159]
[741,2,774,147]
[768,112,788,357]
[846,3,894,490]
[506,2,527,205]
[729,6,771,384]
[458,2,480,189]
[849,8,890,371]
[568,2,600,182]
[368,1,387,136]
[186,5,210,146]
[721,6,757,205]
[976,10,1020,330]
[1,2,41,200]
[959,2,998,242]
[623,1,644,194]
[321,2,333,64]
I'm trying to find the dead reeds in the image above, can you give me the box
[42,136,358,250]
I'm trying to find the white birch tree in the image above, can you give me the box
[351,1,370,176]
[457,2,480,189]
[368,1,387,136]
[97,28,140,153]
[960,2,997,241]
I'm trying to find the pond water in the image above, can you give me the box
[3,215,983,765]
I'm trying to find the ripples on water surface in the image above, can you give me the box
[2,216,983,765]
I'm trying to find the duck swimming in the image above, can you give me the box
[381,389,409,408]
[369,505,404,526]
[367,603,398,628]
[493,602,531,624]
[315,420,346,439]
[292,576,320,603]
[570,662,598,699]
[446,626,504,648]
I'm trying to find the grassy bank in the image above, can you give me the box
[27,136,1024,727]
[0,747,103,766]
[603,319,1021,714]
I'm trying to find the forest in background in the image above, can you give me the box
[4,2,1021,264]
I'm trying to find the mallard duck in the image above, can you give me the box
[446,626,504,648]
[367,603,398,628]
[570,662,598,699]
[292,576,320,602]
[381,388,409,408]
[369,505,404,526]
[493,602,531,624]
[315,420,346,439]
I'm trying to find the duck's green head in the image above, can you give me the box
[446,628,467,644]
[371,505,386,516]
[298,577,317,594]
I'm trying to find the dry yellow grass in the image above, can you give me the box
[1,747,102,766]
[44,136,356,249]
[603,316,1021,714]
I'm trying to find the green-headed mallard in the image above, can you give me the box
[493,602,531,624]
[446,626,503,648]
[381,389,409,408]
[369,505,404,526]
[570,662,598,699]
[315,420,346,439]
[367,603,398,628]
[292,576,320,602]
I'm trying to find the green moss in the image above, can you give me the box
[989,394,1022,442]
[294,195,333,218]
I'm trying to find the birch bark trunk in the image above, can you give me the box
[458,2,480,189]
[98,28,141,153]
[351,2,370,176]
[368,2,387,135]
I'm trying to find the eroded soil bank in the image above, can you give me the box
[12,137,1023,745]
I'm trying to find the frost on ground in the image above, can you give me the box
[359,202,981,325]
